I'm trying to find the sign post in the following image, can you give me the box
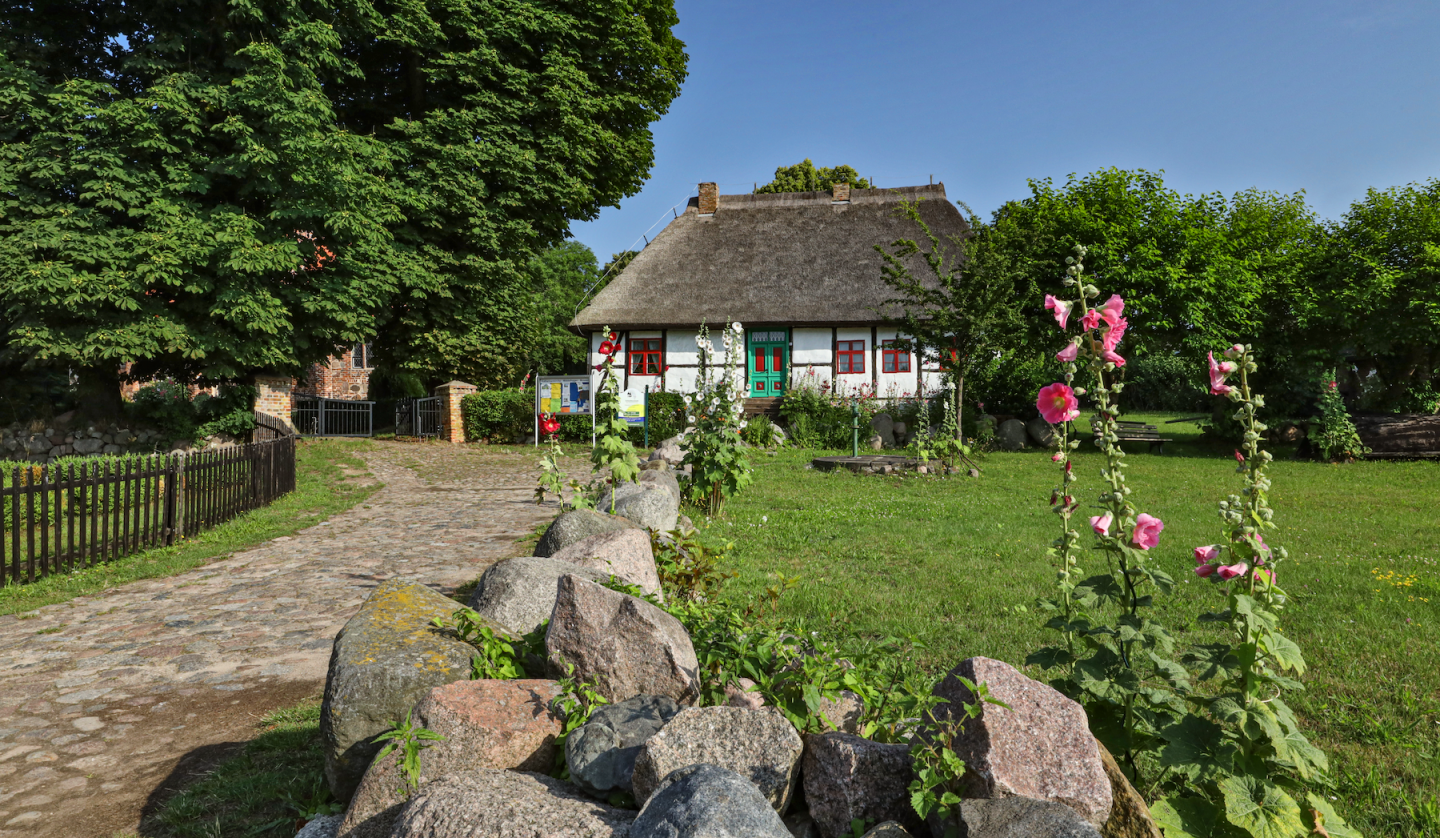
[535,376,594,447]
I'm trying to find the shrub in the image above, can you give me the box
[965,349,1063,418]
[778,373,878,449]
[194,383,257,438]
[1119,353,1208,412]
[1311,371,1369,461]
[646,391,686,443]
[740,414,777,448]
[128,379,198,439]
[461,388,534,443]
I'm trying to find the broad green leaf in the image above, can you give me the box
[1219,775,1305,838]
[1259,631,1306,675]
[1304,793,1364,838]
[1159,715,1233,780]
[1152,795,1247,838]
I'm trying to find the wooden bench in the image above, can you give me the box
[1094,418,1168,454]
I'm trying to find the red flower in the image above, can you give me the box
[1234,450,1245,464]
[598,340,615,355]
[609,331,619,342]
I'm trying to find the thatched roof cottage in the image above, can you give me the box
[572,181,970,409]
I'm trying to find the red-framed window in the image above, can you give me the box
[836,340,866,374]
[629,339,662,375]
[882,340,911,373]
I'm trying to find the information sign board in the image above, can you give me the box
[537,376,592,416]
[618,388,646,425]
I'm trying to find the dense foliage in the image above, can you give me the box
[0,0,687,405]
[754,159,872,194]
[128,380,257,440]
[460,388,534,444]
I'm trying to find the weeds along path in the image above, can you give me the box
[0,442,567,838]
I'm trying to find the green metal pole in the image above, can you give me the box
[644,386,650,448]
[852,404,859,457]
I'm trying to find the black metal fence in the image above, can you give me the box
[293,396,373,437]
[0,437,296,587]
[395,396,441,439]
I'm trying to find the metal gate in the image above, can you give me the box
[292,396,374,437]
[395,396,441,439]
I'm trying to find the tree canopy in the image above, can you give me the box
[755,160,872,194]
[0,0,688,405]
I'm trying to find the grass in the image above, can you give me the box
[0,439,379,616]
[136,696,337,838]
[711,413,1439,837]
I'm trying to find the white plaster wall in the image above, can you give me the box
[789,363,832,391]
[875,328,921,397]
[665,367,699,394]
[791,328,832,365]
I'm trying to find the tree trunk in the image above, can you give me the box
[76,364,123,423]
[1353,413,1440,454]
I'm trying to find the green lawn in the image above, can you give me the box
[0,439,378,616]
[715,415,1439,837]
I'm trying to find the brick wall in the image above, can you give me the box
[435,381,477,443]
[254,374,296,430]
[293,351,373,400]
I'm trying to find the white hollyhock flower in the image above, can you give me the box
[732,322,744,333]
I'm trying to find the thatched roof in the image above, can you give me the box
[572,184,969,331]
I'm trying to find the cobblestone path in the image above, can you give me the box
[0,442,571,837]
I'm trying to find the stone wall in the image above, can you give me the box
[1,419,173,462]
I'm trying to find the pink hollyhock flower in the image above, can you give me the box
[1081,309,1101,331]
[1208,351,1234,395]
[1051,452,1065,463]
[1102,317,1128,352]
[1216,562,1249,581]
[1101,349,1126,367]
[1131,513,1164,550]
[1055,342,1079,363]
[1254,567,1275,584]
[1194,545,1221,563]
[1254,533,1271,556]
[1044,295,1073,329]
[1234,449,1245,464]
[1328,380,1337,390]
[1099,294,1125,326]
[1036,382,1080,423]
[1090,512,1113,536]
[1195,563,1217,578]
[1224,343,1244,360]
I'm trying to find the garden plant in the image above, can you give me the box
[680,322,752,516]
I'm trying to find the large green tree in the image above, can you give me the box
[0,0,687,410]
[755,159,872,194]
[522,241,599,376]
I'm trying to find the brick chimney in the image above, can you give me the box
[832,182,851,202]
[697,182,718,214]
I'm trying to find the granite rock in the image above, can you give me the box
[468,555,614,635]
[546,574,700,704]
[534,509,641,558]
[996,420,1028,451]
[863,824,916,838]
[613,485,679,532]
[638,468,682,504]
[297,814,341,838]
[568,694,682,798]
[803,731,924,838]
[631,763,792,838]
[338,679,564,838]
[870,414,896,448]
[930,656,1112,826]
[651,437,685,465]
[596,481,647,515]
[1097,741,1163,838]
[724,677,765,710]
[388,770,634,838]
[947,796,1103,838]
[631,706,803,812]
[1026,417,1059,449]
[551,529,664,600]
[319,579,485,800]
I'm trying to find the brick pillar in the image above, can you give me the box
[253,373,296,431]
[832,182,850,201]
[435,380,478,444]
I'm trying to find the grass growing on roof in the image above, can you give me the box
[0,439,378,616]
[714,413,1438,837]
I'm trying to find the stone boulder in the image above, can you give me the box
[1026,417,1059,449]
[631,764,792,838]
[467,556,613,636]
[613,485,679,532]
[338,679,564,838]
[297,815,341,838]
[803,732,925,838]
[638,468,682,504]
[319,579,486,800]
[631,706,803,812]
[996,419,1028,450]
[868,433,885,451]
[948,797,1103,838]
[550,529,664,600]
[870,414,896,447]
[651,436,685,465]
[1098,741,1163,838]
[568,694,682,799]
[546,574,700,704]
[863,824,915,838]
[930,657,1111,826]
[534,509,641,558]
[596,481,647,514]
[388,770,634,838]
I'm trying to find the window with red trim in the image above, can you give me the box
[629,339,662,375]
[836,340,866,374]
[882,340,911,373]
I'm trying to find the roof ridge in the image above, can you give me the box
[710,183,946,210]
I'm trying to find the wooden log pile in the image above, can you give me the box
[1353,413,1440,459]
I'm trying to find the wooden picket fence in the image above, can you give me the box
[0,437,296,587]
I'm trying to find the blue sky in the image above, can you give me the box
[570,0,1440,261]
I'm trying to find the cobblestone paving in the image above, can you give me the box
[0,442,575,837]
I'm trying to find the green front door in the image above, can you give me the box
[747,329,788,397]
